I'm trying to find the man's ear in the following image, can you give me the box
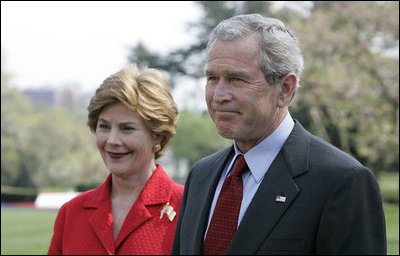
[277,73,297,108]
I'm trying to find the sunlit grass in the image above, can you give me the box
[1,202,398,254]
[384,202,399,255]
[1,207,57,255]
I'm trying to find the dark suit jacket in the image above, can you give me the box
[172,120,386,255]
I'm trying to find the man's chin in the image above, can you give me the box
[216,126,236,140]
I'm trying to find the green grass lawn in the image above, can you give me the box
[385,202,399,255]
[1,207,57,255]
[1,203,399,254]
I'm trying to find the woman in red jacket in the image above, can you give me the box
[48,64,183,255]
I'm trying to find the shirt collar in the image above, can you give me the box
[232,112,294,183]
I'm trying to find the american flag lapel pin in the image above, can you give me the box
[160,202,176,222]
[276,195,286,203]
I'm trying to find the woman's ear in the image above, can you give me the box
[277,73,297,108]
[154,135,163,147]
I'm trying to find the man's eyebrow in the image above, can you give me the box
[205,70,250,78]
[226,71,250,79]
[205,70,215,76]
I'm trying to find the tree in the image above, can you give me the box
[126,1,399,175]
[126,2,273,166]
[287,1,399,173]
[1,64,108,189]
[127,2,273,82]
[1,75,36,188]
[26,107,107,188]
[169,110,230,167]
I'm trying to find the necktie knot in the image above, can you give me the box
[231,155,247,177]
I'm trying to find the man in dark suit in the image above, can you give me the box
[172,14,386,255]
[172,14,386,254]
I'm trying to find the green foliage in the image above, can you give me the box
[1,73,108,189]
[379,172,399,204]
[127,2,273,82]
[1,82,36,188]
[128,42,162,70]
[169,110,231,166]
[127,1,399,176]
[26,107,107,187]
[287,1,399,174]
[2,1,398,192]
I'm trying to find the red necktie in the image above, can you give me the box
[203,155,248,255]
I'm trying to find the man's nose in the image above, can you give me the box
[213,79,232,104]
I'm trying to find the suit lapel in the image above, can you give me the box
[114,165,172,249]
[229,120,311,254]
[86,166,174,251]
[88,201,115,254]
[229,153,300,254]
[87,173,151,252]
[86,176,115,254]
[115,200,151,248]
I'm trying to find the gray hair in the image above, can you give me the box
[206,14,304,88]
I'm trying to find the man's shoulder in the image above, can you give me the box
[291,119,362,166]
[289,120,377,189]
[186,145,234,181]
[309,133,363,168]
[289,119,367,175]
[194,145,234,168]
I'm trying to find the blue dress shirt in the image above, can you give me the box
[205,112,295,238]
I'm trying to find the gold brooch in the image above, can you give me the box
[160,202,176,222]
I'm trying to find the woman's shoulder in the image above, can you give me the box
[154,164,184,197]
[58,188,95,210]
[60,177,110,211]
[171,180,184,198]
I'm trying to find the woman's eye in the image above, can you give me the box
[98,123,109,129]
[123,126,135,131]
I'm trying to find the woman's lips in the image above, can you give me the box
[108,152,130,159]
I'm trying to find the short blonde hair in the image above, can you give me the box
[87,63,178,159]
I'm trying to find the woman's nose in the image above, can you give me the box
[106,129,122,146]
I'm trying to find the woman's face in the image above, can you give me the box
[95,103,158,179]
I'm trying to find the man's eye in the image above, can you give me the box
[207,76,217,81]
[231,77,243,82]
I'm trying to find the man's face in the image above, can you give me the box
[205,35,282,152]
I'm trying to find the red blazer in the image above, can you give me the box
[48,164,184,255]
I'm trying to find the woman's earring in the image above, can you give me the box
[153,144,161,153]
